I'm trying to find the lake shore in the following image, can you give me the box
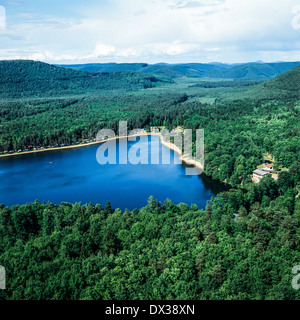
[0,134,143,158]
[153,133,204,172]
[0,132,204,172]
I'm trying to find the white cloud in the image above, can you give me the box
[91,43,116,57]
[85,43,141,59]
[117,47,140,58]
[146,41,200,56]
[0,6,6,30]
[0,48,79,62]
[0,0,299,63]
[170,0,226,9]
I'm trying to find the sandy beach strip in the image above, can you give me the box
[150,133,204,172]
[0,134,144,158]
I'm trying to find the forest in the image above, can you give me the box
[60,61,300,80]
[0,60,299,300]
[0,170,299,299]
[0,60,164,98]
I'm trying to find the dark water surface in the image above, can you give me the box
[0,135,227,210]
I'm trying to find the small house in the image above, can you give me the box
[252,169,269,183]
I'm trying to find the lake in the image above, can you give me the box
[0,135,228,210]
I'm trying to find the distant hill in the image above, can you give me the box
[0,60,163,98]
[263,65,300,92]
[61,63,149,73]
[206,62,300,80]
[59,61,300,80]
[224,65,300,100]
[59,62,219,79]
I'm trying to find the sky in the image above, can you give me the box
[0,0,299,64]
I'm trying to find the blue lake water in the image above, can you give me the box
[0,135,227,210]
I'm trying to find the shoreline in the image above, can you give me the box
[0,134,144,159]
[0,132,204,172]
[153,133,204,172]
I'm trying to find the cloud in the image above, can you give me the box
[86,41,199,60]
[91,43,116,57]
[147,41,200,56]
[83,43,141,60]
[0,48,79,62]
[0,0,299,64]
[117,47,140,58]
[133,9,147,16]
[3,1,22,6]
[0,6,6,30]
[170,0,226,9]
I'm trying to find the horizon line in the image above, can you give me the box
[1,59,300,66]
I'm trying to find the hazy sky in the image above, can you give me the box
[0,0,299,64]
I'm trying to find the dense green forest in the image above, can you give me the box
[0,60,164,98]
[0,60,299,300]
[0,174,299,299]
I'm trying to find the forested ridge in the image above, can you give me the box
[264,66,300,92]
[0,60,299,300]
[60,61,300,80]
[0,60,163,98]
